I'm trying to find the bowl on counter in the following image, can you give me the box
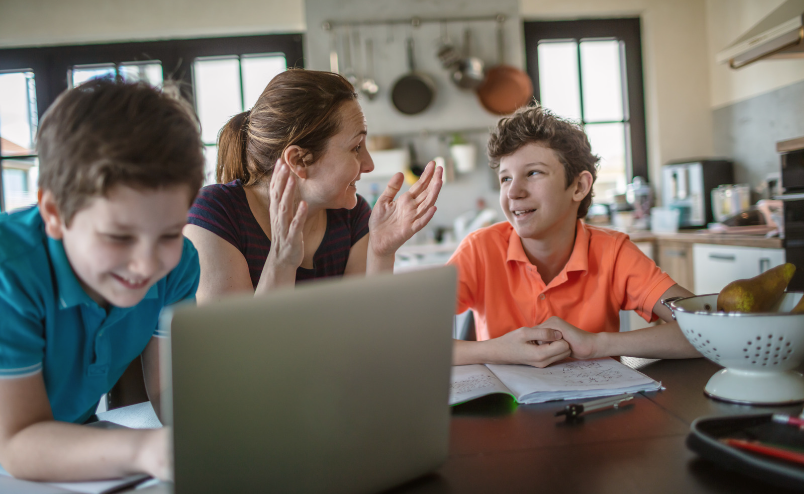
[664,293,804,405]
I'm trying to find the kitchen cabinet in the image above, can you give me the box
[692,244,785,295]
[657,240,695,293]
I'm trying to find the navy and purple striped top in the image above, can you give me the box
[187,180,371,288]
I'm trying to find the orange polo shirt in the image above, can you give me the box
[447,220,676,341]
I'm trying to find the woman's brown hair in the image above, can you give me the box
[487,103,599,218]
[217,69,358,185]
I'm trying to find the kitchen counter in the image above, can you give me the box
[616,229,783,249]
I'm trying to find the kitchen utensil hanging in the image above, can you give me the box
[436,21,461,70]
[476,16,533,115]
[391,37,436,115]
[451,28,485,90]
[341,29,358,86]
[328,27,339,74]
[360,38,379,101]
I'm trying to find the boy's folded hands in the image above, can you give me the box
[535,316,601,360]
[485,317,605,368]
[487,326,571,368]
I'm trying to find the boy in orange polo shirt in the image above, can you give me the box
[450,105,700,367]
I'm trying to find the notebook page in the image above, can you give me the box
[486,358,660,403]
[449,364,513,405]
[0,465,148,494]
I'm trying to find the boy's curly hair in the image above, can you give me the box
[487,103,599,218]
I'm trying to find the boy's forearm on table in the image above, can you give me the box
[453,339,498,365]
[3,421,151,481]
[597,322,701,359]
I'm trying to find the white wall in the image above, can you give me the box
[521,0,714,199]
[706,0,804,109]
[0,0,305,47]
[1,0,716,210]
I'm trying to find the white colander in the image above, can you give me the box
[665,292,804,405]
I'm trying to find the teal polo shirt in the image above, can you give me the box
[0,206,200,424]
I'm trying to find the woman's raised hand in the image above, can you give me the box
[368,161,443,258]
[264,162,307,284]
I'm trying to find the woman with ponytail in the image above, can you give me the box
[185,69,442,301]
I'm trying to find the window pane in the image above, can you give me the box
[580,40,624,123]
[242,55,286,109]
[71,64,116,87]
[203,145,218,185]
[585,123,627,200]
[194,58,243,145]
[537,41,581,121]
[2,157,39,211]
[120,62,163,86]
[0,71,38,156]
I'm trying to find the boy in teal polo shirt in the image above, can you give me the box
[0,80,204,482]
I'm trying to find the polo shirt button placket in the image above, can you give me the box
[540,293,546,300]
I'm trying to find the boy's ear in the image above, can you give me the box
[282,145,309,180]
[572,171,594,202]
[38,190,65,239]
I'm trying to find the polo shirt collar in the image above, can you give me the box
[47,236,159,310]
[506,226,531,264]
[505,219,589,270]
[564,219,590,274]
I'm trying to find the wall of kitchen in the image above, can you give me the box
[706,0,804,190]
[2,0,722,224]
[0,0,305,47]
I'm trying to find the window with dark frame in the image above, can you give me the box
[524,18,647,204]
[0,33,303,212]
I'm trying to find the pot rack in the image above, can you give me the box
[322,13,507,31]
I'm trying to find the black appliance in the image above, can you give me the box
[778,137,804,290]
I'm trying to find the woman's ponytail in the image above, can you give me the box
[216,110,251,184]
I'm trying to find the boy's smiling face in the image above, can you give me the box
[40,184,192,308]
[498,142,591,241]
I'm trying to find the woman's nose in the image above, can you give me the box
[362,151,375,174]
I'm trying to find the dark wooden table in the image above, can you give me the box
[388,357,804,494]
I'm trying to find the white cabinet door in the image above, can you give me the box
[693,244,785,295]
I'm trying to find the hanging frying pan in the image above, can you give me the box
[477,16,533,115]
[391,37,436,115]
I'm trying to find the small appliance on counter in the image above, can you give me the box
[625,176,653,230]
[711,183,751,223]
[661,159,734,228]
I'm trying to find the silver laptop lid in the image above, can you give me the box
[166,266,456,494]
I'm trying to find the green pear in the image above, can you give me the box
[717,263,796,313]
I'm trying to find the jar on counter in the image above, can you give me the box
[625,176,653,230]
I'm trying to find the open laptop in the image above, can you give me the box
[163,266,457,494]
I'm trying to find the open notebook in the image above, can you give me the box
[450,358,662,405]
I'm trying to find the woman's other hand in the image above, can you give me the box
[368,161,443,258]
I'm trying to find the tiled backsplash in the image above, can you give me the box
[713,79,804,190]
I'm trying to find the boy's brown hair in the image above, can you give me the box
[487,103,599,218]
[37,79,205,225]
